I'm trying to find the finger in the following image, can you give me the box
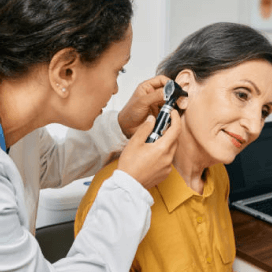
[168,139,179,156]
[139,75,170,96]
[150,97,165,117]
[140,87,164,108]
[157,110,181,145]
[130,115,156,144]
[144,75,171,90]
[150,103,160,117]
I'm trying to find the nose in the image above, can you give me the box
[239,108,263,140]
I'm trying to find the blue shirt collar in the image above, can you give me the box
[0,124,7,153]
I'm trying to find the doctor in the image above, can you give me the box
[0,0,181,271]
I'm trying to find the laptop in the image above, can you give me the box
[225,121,272,224]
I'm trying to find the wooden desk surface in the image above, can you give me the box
[230,208,272,272]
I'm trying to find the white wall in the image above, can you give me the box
[168,0,239,53]
[109,0,170,111]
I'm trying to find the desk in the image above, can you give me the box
[231,208,272,272]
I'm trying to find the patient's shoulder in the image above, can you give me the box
[74,159,119,236]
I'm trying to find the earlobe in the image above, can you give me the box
[55,82,69,98]
[176,95,188,110]
[48,48,80,98]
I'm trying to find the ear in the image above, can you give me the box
[174,69,196,110]
[48,48,81,98]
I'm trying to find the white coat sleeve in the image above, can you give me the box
[39,111,128,189]
[0,153,154,272]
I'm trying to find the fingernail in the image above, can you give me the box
[146,115,154,122]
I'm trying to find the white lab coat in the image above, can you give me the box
[9,111,128,233]
[0,111,153,271]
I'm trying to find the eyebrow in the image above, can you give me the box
[242,79,261,95]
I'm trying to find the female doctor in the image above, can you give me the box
[0,0,181,271]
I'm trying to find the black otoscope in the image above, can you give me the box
[146,80,188,143]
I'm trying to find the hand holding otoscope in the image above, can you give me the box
[118,77,187,188]
[146,80,188,143]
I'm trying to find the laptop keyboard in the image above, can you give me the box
[246,198,272,216]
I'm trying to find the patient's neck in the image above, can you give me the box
[172,137,211,195]
[173,158,205,195]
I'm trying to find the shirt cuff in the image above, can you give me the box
[107,169,154,207]
[107,111,129,144]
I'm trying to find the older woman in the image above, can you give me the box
[75,22,272,271]
[0,0,182,271]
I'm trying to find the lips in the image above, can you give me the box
[223,130,246,148]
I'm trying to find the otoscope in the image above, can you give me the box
[146,80,188,143]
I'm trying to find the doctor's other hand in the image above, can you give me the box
[118,110,181,189]
[118,75,170,138]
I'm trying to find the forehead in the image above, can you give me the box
[206,59,272,95]
[220,59,272,78]
[99,24,132,63]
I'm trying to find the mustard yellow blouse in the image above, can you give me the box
[75,160,236,272]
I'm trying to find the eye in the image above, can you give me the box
[235,90,249,101]
[262,106,271,119]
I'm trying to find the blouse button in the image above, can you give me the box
[207,257,212,264]
[197,217,202,223]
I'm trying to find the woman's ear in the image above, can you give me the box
[48,48,80,98]
[174,69,195,110]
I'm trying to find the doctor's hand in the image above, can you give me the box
[118,75,170,139]
[118,110,181,189]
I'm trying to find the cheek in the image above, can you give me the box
[185,101,228,141]
[186,98,210,124]
[201,92,237,124]
[101,76,117,94]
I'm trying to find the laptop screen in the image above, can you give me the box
[225,121,272,202]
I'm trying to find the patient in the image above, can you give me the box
[74,22,272,271]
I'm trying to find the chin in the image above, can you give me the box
[222,159,235,165]
[208,151,237,166]
[72,120,95,131]
[83,121,95,131]
[218,154,237,165]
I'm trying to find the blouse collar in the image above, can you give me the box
[157,165,215,213]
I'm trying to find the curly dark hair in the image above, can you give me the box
[0,0,133,80]
[157,22,272,82]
